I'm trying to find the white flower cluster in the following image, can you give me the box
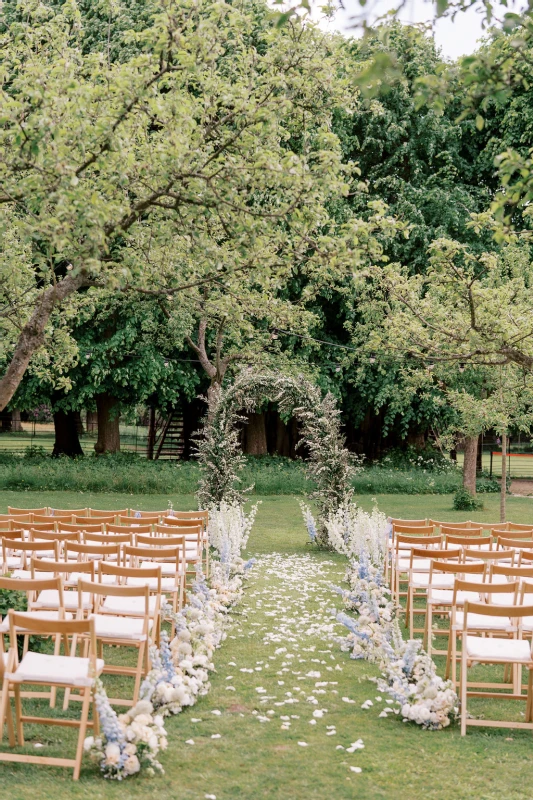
[335,540,457,732]
[208,501,260,562]
[376,628,458,730]
[84,685,167,779]
[325,504,389,565]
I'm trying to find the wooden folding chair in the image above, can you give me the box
[123,543,185,615]
[461,547,516,566]
[460,601,533,734]
[120,514,159,526]
[0,514,32,525]
[406,547,461,638]
[391,533,442,605]
[84,531,133,546]
[0,576,70,707]
[447,579,520,689]
[425,560,486,657]
[129,510,163,520]
[1,538,59,577]
[519,550,533,566]
[507,523,533,533]
[89,508,128,519]
[163,510,209,574]
[30,558,95,616]
[154,523,204,577]
[441,526,483,538]
[389,517,427,527]
[0,611,103,779]
[33,514,73,525]
[444,534,492,549]
[497,536,533,553]
[64,540,122,566]
[428,519,471,530]
[75,514,115,525]
[74,580,151,707]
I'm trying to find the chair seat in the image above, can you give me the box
[8,651,104,686]
[398,558,432,572]
[488,593,517,606]
[454,611,513,631]
[127,576,179,592]
[429,589,481,605]
[139,561,185,577]
[101,595,162,616]
[523,617,533,632]
[0,610,72,633]
[465,635,532,662]
[411,574,455,589]
[33,589,93,611]
[92,614,152,641]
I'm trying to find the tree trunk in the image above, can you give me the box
[147,405,156,460]
[11,410,23,432]
[244,412,267,455]
[0,273,91,412]
[74,410,84,435]
[52,410,84,457]
[94,393,120,454]
[500,432,507,524]
[462,435,478,495]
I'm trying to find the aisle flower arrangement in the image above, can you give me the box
[85,514,255,779]
[208,500,259,562]
[333,518,458,731]
[84,681,167,779]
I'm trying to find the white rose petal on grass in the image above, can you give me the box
[191,718,202,723]
[211,710,222,716]
[211,734,221,739]
[313,710,325,718]
[205,795,217,799]
[326,730,336,736]
[256,687,267,694]
[379,711,389,718]
[349,766,362,774]
[309,719,317,725]
[297,741,308,747]
[342,697,356,704]
[185,739,195,745]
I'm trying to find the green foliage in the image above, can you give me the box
[376,445,454,473]
[453,487,484,511]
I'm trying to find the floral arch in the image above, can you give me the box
[195,368,357,544]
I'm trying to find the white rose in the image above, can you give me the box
[123,754,140,775]
[104,742,121,765]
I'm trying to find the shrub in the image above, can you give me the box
[376,445,454,473]
[453,487,484,511]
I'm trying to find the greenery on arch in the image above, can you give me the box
[196,369,359,544]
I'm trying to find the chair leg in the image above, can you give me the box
[50,634,62,709]
[133,643,145,705]
[13,684,24,745]
[73,687,91,781]
[425,604,432,655]
[0,678,15,746]
[460,651,468,736]
[526,668,533,723]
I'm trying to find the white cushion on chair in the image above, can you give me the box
[429,589,481,605]
[411,573,455,589]
[102,595,162,616]
[9,651,104,686]
[455,611,513,630]
[139,561,185,577]
[465,636,532,662]
[33,590,93,611]
[92,614,152,641]
[127,576,179,592]
[0,610,72,633]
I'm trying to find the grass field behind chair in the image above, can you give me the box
[0,492,531,798]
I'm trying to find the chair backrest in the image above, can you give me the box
[57,522,105,534]
[471,522,508,533]
[411,546,461,564]
[392,524,435,535]
[0,575,64,613]
[27,522,56,532]
[50,508,88,516]
[164,510,209,530]
[120,514,160,525]
[135,533,186,548]
[507,523,533,532]
[430,560,485,577]
[78,578,150,619]
[64,540,121,561]
[30,530,81,544]
[490,563,533,581]
[462,548,515,564]
[495,530,533,540]
[129,510,162,520]
[84,531,132,545]
[32,513,73,524]
[454,577,520,604]
[445,534,491,548]
[441,526,483,538]
[2,538,59,567]
[154,523,202,539]
[90,508,128,518]
[394,533,442,552]
[461,600,533,638]
[429,520,471,529]
[0,513,32,523]
[389,518,427,526]
[97,561,162,592]
[123,543,183,569]
[7,610,97,660]
[8,506,48,515]
[106,523,153,535]
[496,536,533,550]
[76,513,115,524]
[30,557,96,581]
[518,550,533,566]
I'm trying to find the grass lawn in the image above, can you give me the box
[0,491,531,799]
